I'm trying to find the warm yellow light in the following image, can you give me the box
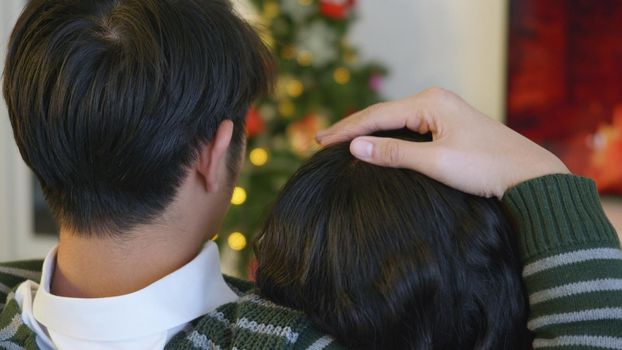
[228,232,247,251]
[278,100,296,118]
[297,51,313,66]
[231,186,247,205]
[211,234,219,241]
[250,148,269,166]
[286,79,305,98]
[334,67,351,85]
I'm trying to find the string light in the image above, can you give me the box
[231,186,247,205]
[334,67,351,85]
[228,232,247,251]
[278,100,296,118]
[286,79,304,98]
[297,51,313,66]
[250,148,269,166]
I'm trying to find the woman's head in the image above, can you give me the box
[255,130,529,349]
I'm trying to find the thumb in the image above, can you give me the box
[350,136,436,171]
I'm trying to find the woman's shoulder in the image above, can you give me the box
[170,289,345,349]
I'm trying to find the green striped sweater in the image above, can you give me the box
[1,174,621,349]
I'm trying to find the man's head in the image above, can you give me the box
[3,0,272,235]
[255,130,529,349]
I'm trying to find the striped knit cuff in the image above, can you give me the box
[502,174,620,263]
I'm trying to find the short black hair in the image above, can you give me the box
[3,0,272,234]
[255,130,530,349]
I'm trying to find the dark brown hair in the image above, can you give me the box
[255,130,529,349]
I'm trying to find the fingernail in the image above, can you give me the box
[351,139,373,159]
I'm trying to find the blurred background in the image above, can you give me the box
[0,0,620,277]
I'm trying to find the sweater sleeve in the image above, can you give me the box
[503,174,622,349]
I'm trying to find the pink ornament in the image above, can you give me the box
[369,74,383,92]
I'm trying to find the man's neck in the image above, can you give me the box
[52,227,207,298]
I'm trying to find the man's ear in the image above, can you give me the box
[196,120,234,192]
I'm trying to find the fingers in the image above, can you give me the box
[317,88,456,146]
[317,98,418,146]
[350,136,438,173]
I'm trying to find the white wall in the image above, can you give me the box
[349,0,509,121]
[0,0,25,259]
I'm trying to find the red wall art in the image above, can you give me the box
[508,0,622,194]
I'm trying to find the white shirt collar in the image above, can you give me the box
[32,241,238,342]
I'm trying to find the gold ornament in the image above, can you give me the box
[334,67,351,85]
[228,232,247,251]
[278,100,296,118]
[286,79,305,98]
[297,50,313,66]
[249,148,270,166]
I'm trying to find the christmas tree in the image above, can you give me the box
[219,0,387,277]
